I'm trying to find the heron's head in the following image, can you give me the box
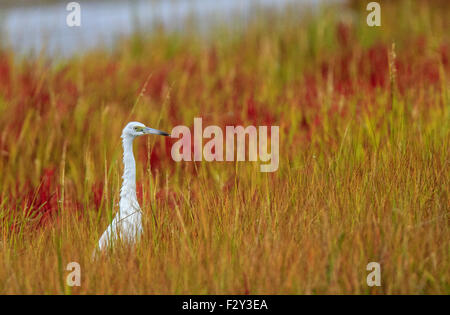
[122,121,170,139]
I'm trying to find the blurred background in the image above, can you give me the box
[0,0,342,57]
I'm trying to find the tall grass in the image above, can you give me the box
[0,1,448,294]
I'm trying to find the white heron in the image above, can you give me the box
[95,122,169,252]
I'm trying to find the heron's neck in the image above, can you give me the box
[119,135,139,214]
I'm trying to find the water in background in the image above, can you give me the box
[0,0,328,57]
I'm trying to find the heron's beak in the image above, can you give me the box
[144,127,170,136]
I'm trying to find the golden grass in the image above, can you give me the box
[0,1,448,294]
